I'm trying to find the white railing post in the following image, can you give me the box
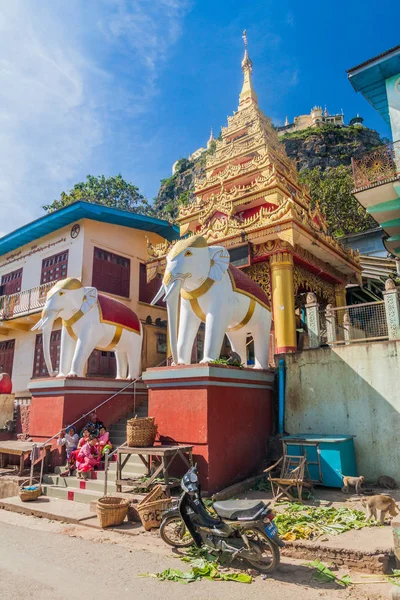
[383,279,400,340]
[343,312,351,345]
[305,292,320,348]
[325,304,337,344]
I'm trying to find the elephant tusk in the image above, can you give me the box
[31,318,44,331]
[164,279,182,302]
[150,284,166,306]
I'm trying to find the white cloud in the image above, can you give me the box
[0,0,190,236]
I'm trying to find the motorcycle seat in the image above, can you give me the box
[213,499,266,520]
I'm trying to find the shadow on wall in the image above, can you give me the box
[284,341,400,481]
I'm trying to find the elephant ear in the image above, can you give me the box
[208,246,230,282]
[81,287,98,314]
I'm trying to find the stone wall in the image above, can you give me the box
[284,341,400,482]
[15,404,31,436]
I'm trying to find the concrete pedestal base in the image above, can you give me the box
[142,364,275,494]
[28,377,147,444]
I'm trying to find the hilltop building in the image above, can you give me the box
[172,129,215,174]
[276,106,346,136]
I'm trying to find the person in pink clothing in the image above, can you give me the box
[98,426,112,458]
[76,435,100,479]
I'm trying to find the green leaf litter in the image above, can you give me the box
[274,503,377,540]
[305,560,352,587]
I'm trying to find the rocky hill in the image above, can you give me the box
[281,124,382,171]
[154,124,384,233]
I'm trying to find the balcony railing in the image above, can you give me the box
[304,284,400,349]
[352,140,400,191]
[0,282,54,321]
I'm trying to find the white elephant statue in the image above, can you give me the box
[151,235,271,369]
[32,278,142,379]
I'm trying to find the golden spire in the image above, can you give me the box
[239,30,258,110]
[207,127,214,149]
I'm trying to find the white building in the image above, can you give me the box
[0,201,177,396]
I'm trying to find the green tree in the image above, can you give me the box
[43,174,154,216]
[299,165,376,237]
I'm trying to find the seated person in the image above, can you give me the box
[76,435,100,479]
[57,426,79,472]
[83,412,105,437]
[60,428,90,477]
[98,426,112,457]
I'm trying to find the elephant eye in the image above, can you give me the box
[59,291,65,296]
[184,250,193,257]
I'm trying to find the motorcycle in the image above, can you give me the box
[159,465,284,573]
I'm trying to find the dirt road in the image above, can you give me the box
[0,509,392,600]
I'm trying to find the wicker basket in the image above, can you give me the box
[96,496,130,528]
[138,484,167,507]
[137,497,172,530]
[18,479,42,502]
[127,416,157,447]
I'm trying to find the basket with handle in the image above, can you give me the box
[138,484,167,507]
[137,497,172,530]
[18,479,42,502]
[96,496,130,528]
[126,416,157,447]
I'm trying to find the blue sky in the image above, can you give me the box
[0,0,399,236]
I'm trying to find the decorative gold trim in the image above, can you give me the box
[227,298,255,331]
[189,296,256,332]
[189,298,206,322]
[181,277,215,300]
[103,326,123,351]
[63,310,85,329]
[227,269,270,311]
[168,235,208,260]
[47,277,83,299]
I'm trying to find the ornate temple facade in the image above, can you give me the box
[148,33,361,354]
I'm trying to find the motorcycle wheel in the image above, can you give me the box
[159,515,194,548]
[244,529,280,574]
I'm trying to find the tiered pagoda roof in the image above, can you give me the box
[148,32,361,288]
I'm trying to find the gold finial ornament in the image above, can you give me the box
[239,29,258,110]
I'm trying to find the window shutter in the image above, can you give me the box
[92,247,130,298]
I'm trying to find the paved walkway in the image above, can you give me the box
[0,509,392,600]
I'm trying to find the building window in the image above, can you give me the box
[228,244,250,268]
[157,333,167,354]
[32,331,61,378]
[87,349,116,378]
[92,247,130,298]
[41,251,69,285]
[0,339,15,377]
[139,263,165,306]
[0,269,23,296]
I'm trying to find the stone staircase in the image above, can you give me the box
[41,400,148,504]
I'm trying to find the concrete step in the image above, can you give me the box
[45,469,146,488]
[42,484,104,504]
[109,436,127,446]
[107,458,146,470]
[43,475,119,494]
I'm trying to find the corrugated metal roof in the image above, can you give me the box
[347,45,400,125]
[0,201,179,257]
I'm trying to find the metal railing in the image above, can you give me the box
[0,282,53,321]
[352,139,400,191]
[319,301,388,345]
[29,358,169,488]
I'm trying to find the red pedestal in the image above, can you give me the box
[142,364,275,494]
[28,377,147,444]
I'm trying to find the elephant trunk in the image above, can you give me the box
[31,309,60,377]
[151,278,182,364]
